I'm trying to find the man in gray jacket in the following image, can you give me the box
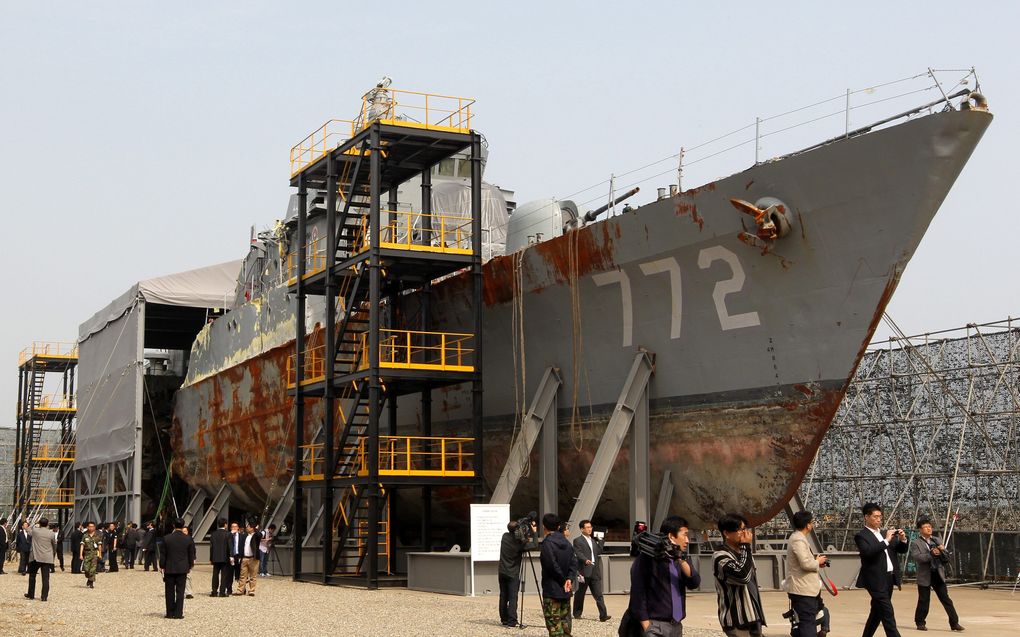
[785,511,828,637]
[910,517,963,632]
[25,517,58,601]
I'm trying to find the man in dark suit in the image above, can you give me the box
[140,521,157,571]
[16,521,32,575]
[229,521,243,583]
[910,517,963,632]
[159,517,196,619]
[855,503,909,637]
[209,518,232,597]
[0,518,10,574]
[572,519,610,622]
[69,523,84,574]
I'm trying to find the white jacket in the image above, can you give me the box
[785,530,821,597]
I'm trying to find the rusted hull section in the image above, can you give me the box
[171,107,992,529]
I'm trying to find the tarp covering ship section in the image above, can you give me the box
[74,260,241,470]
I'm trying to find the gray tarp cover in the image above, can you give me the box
[74,260,240,470]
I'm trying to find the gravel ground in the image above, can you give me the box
[0,560,725,636]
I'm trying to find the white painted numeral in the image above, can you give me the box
[697,246,760,331]
[639,257,682,339]
[592,269,633,347]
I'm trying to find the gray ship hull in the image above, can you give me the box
[172,107,991,529]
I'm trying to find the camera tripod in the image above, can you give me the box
[517,548,551,632]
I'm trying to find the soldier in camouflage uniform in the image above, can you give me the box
[80,522,102,589]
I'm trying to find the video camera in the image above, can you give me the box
[512,511,538,543]
[632,530,686,561]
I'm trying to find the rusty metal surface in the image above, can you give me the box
[170,107,992,529]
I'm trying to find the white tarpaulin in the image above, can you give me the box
[74,260,240,470]
[78,260,240,342]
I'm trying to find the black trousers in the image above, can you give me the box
[915,571,959,627]
[0,543,7,573]
[71,552,82,574]
[123,547,136,568]
[107,549,118,572]
[232,559,242,582]
[27,561,51,599]
[498,573,520,624]
[143,549,157,571]
[18,550,31,573]
[573,574,609,619]
[212,562,232,595]
[789,593,820,637]
[164,573,187,617]
[863,574,901,637]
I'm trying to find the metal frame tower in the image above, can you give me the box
[14,342,77,526]
[286,89,484,588]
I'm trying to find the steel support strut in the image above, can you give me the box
[322,153,338,581]
[366,123,382,589]
[293,174,307,579]
[470,133,484,502]
[567,351,654,533]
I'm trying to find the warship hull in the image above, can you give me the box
[172,107,991,529]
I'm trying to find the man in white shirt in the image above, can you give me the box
[854,503,908,637]
[235,522,261,596]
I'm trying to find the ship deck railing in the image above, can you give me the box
[29,487,74,507]
[289,88,474,177]
[353,210,474,256]
[298,436,475,481]
[286,237,328,285]
[19,341,78,366]
[358,329,474,373]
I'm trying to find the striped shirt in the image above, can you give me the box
[713,544,766,632]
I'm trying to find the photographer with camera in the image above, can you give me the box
[498,512,537,628]
[626,515,700,637]
[786,511,829,637]
[910,517,963,632]
[854,503,908,637]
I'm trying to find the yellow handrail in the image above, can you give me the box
[289,119,359,177]
[30,443,75,461]
[302,436,475,480]
[360,210,474,256]
[29,487,74,506]
[358,329,474,372]
[286,344,327,389]
[33,394,75,411]
[286,236,328,284]
[19,341,78,366]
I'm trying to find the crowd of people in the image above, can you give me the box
[497,504,966,637]
[0,515,276,620]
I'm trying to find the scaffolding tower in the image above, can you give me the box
[288,87,483,588]
[13,342,77,526]
[795,318,1020,582]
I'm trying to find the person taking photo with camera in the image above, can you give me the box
[910,517,963,632]
[854,503,908,637]
[786,511,829,637]
[498,512,537,628]
[713,513,766,637]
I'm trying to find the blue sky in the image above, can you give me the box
[1,1,1018,418]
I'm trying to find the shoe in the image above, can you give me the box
[248,592,255,596]
[951,626,965,632]
[916,626,928,632]
[40,598,47,602]
[165,615,173,619]
[185,594,193,599]
[24,594,34,599]
[573,614,582,619]
[600,616,612,622]
[233,591,245,596]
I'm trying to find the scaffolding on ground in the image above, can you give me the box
[11,342,78,528]
[284,83,485,589]
[767,317,1020,583]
